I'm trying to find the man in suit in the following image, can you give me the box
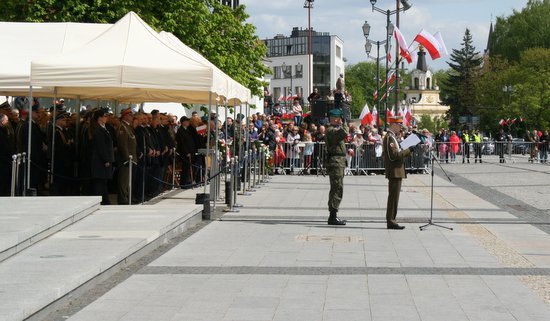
[19,103,48,193]
[325,108,348,225]
[383,116,414,229]
[91,108,115,205]
[0,113,15,196]
[176,116,196,187]
[116,107,137,204]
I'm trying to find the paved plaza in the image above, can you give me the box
[54,158,550,321]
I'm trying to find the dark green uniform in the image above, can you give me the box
[325,110,348,225]
[383,127,411,229]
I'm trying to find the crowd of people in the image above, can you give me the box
[2,90,548,201]
[0,100,209,203]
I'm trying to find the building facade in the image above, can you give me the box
[263,27,345,106]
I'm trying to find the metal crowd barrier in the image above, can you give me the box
[272,141,430,175]
[10,153,27,197]
[431,141,548,164]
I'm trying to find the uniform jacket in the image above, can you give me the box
[383,130,411,179]
[325,122,348,168]
[116,121,137,165]
[91,125,115,179]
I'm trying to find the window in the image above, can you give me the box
[336,45,342,58]
[295,64,303,78]
[273,66,282,79]
[283,65,292,79]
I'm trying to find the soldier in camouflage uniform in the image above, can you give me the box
[325,108,348,225]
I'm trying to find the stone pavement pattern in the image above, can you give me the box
[65,161,550,321]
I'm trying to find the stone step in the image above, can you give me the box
[0,196,101,263]
[0,203,202,321]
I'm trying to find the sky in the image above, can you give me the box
[242,0,529,71]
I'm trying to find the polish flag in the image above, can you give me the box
[387,107,394,119]
[286,94,293,101]
[278,94,284,101]
[498,119,507,126]
[397,106,404,118]
[394,26,412,63]
[373,90,378,101]
[380,71,396,88]
[414,29,441,60]
[196,124,207,135]
[372,107,378,126]
[405,107,413,124]
[359,103,374,126]
[433,31,449,56]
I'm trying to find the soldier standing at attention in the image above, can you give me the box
[383,116,413,230]
[116,107,137,204]
[325,108,348,225]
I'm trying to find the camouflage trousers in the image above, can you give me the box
[327,164,345,212]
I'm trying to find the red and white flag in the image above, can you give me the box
[397,106,404,117]
[414,29,441,60]
[286,94,293,101]
[196,124,207,135]
[373,90,378,101]
[278,94,284,101]
[359,103,374,126]
[433,31,449,56]
[372,106,378,125]
[498,119,507,126]
[394,26,413,63]
[387,107,394,119]
[405,106,413,124]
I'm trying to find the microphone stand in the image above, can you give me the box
[419,150,453,231]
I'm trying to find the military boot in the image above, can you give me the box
[328,210,346,225]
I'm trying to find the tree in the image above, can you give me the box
[344,62,379,118]
[442,29,483,126]
[0,0,270,97]
[490,0,550,62]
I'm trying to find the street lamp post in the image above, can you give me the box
[503,84,513,107]
[304,0,314,101]
[363,21,388,129]
[370,0,412,126]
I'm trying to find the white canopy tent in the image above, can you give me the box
[30,11,249,104]
[25,11,251,196]
[0,21,111,97]
[159,31,251,105]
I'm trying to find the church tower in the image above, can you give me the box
[403,47,449,120]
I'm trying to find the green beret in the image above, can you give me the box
[328,108,343,117]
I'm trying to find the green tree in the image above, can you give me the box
[344,61,379,117]
[0,0,270,96]
[442,29,483,126]
[490,0,550,62]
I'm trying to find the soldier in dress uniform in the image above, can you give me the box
[90,108,115,205]
[383,116,414,229]
[116,107,137,204]
[325,108,348,225]
[50,112,74,195]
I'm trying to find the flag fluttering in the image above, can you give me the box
[414,29,441,60]
[359,103,374,126]
[394,26,412,63]
[433,31,448,57]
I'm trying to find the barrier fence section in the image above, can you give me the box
[432,141,547,163]
[271,141,431,175]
